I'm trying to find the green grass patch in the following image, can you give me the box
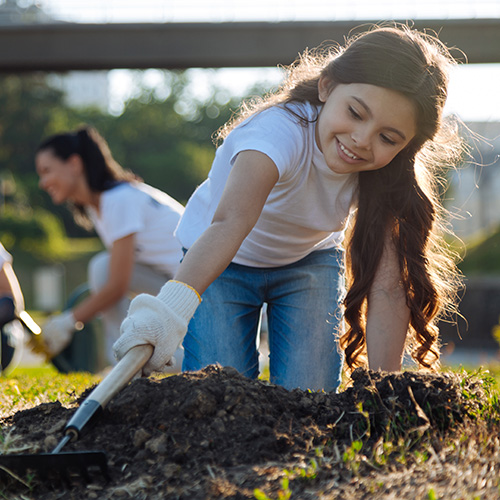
[0,367,101,418]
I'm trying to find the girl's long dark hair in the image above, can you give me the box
[37,126,137,229]
[218,23,465,372]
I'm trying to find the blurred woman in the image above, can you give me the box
[35,126,184,365]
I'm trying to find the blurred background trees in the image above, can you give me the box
[0,69,275,305]
[0,69,269,241]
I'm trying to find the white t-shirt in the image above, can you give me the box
[0,243,12,267]
[88,182,184,276]
[176,102,358,267]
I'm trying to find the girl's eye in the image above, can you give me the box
[381,134,397,146]
[348,106,362,120]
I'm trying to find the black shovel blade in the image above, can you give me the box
[0,450,108,481]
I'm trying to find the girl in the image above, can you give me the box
[114,24,464,391]
[35,126,184,365]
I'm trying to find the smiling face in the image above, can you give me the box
[315,80,418,175]
[35,149,84,205]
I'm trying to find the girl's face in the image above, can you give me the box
[36,149,83,205]
[316,80,417,175]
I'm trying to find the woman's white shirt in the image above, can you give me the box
[88,182,184,276]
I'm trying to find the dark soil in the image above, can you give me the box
[0,365,498,499]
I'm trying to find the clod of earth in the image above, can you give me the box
[0,365,492,499]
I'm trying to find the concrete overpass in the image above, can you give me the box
[0,18,498,72]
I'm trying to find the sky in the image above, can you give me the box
[31,0,500,122]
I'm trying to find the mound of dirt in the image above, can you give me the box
[0,366,488,499]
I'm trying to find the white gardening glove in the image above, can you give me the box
[42,310,82,358]
[113,280,201,376]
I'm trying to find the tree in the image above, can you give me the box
[95,70,242,203]
[0,73,87,236]
[0,69,276,238]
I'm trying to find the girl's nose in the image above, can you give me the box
[351,127,372,149]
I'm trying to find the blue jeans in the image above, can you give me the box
[182,248,346,392]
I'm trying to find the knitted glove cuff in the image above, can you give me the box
[156,280,201,323]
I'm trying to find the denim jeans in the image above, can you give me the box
[182,248,346,392]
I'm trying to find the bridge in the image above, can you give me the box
[0,18,498,71]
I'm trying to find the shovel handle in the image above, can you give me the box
[88,344,154,408]
[62,344,154,441]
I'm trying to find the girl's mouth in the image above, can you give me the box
[338,140,362,161]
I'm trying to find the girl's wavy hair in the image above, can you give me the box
[36,126,137,229]
[217,23,465,372]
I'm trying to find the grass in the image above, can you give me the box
[0,365,101,418]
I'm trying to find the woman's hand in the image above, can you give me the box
[41,310,82,357]
[113,280,201,376]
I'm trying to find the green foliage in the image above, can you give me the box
[97,71,242,204]
[0,69,275,240]
[0,74,65,177]
[427,488,438,500]
[284,456,319,482]
[459,368,500,422]
[459,226,500,274]
[342,439,364,475]
[0,204,67,260]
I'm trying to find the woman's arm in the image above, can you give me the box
[365,233,410,371]
[72,233,136,324]
[0,261,25,311]
[175,150,280,294]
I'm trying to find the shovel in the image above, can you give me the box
[0,343,153,482]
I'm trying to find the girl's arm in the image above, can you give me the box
[365,233,410,371]
[113,150,279,373]
[72,233,136,324]
[175,150,280,294]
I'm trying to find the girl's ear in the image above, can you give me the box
[67,153,85,175]
[318,75,334,103]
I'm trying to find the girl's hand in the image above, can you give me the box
[113,280,201,376]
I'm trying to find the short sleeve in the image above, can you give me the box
[99,188,145,244]
[226,106,308,179]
